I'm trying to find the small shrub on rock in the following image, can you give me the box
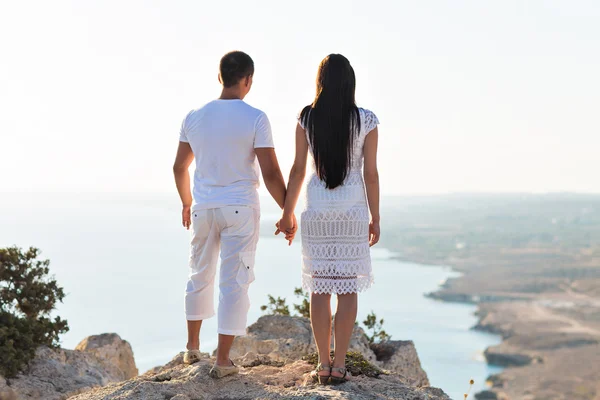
[260,295,290,316]
[363,311,391,344]
[303,351,384,378]
[0,247,69,378]
[292,287,310,318]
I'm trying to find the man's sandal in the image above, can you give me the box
[209,360,239,379]
[330,367,350,384]
[310,363,331,385]
[183,350,203,365]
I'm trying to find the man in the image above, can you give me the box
[173,51,294,378]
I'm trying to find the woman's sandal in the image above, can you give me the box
[330,367,350,385]
[310,363,331,385]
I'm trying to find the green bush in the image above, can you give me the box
[303,351,384,378]
[292,287,310,318]
[260,288,310,318]
[260,294,290,316]
[0,247,69,378]
[363,311,391,344]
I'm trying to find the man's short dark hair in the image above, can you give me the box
[219,51,254,88]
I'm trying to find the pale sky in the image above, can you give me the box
[1,0,598,195]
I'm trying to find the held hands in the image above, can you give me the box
[275,214,298,246]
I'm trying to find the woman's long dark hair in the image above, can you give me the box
[300,54,360,189]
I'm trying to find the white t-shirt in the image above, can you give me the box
[179,99,274,210]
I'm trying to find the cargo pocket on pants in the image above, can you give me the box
[236,251,256,286]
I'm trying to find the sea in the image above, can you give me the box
[0,192,502,399]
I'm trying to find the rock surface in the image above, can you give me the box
[1,317,438,400]
[75,333,138,379]
[370,340,429,386]
[0,379,17,400]
[229,315,429,386]
[70,353,449,400]
[70,316,441,400]
[229,315,376,361]
[0,334,137,400]
[228,315,314,362]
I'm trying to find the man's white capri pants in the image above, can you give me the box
[185,206,259,336]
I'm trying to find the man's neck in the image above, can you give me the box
[219,88,244,100]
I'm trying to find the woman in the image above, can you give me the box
[278,54,380,384]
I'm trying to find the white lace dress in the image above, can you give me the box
[300,108,379,294]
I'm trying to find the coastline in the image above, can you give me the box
[378,251,503,398]
[394,250,600,400]
[392,253,507,397]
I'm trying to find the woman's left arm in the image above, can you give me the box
[363,127,380,246]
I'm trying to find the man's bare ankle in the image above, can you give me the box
[186,342,200,351]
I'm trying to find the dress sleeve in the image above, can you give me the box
[298,106,312,130]
[254,112,274,148]
[297,112,305,130]
[364,109,380,134]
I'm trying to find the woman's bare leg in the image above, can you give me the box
[332,293,358,377]
[310,293,332,375]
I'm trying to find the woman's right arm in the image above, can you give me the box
[363,127,380,246]
[279,123,309,235]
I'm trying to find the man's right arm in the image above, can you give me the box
[255,148,286,209]
[254,112,286,209]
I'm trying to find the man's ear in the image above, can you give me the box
[218,73,223,84]
[245,75,252,87]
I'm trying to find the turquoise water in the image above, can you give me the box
[0,193,501,399]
